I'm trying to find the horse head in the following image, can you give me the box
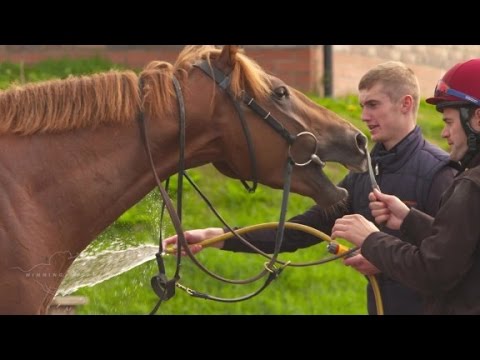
[179,45,367,207]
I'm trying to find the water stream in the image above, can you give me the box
[57,244,159,296]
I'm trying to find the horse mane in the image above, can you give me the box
[0,46,271,136]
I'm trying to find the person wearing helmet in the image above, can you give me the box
[332,58,480,314]
[163,61,457,315]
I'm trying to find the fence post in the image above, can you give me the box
[323,45,333,97]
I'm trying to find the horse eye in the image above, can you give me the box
[273,86,289,99]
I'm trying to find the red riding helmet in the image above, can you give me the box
[426,58,480,109]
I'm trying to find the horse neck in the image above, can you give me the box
[3,117,221,257]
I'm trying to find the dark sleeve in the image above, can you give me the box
[401,208,434,246]
[424,166,456,216]
[222,204,347,253]
[362,179,480,296]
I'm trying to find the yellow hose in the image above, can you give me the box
[171,221,384,315]
[200,222,331,247]
[368,275,384,315]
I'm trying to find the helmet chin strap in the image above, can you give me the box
[459,107,480,169]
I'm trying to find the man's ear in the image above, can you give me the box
[472,108,480,132]
[401,95,413,113]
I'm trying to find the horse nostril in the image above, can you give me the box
[356,132,368,152]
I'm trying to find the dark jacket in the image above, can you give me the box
[362,153,480,314]
[223,126,456,314]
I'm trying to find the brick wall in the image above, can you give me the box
[0,45,321,94]
[1,45,479,98]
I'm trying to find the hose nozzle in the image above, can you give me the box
[327,242,350,255]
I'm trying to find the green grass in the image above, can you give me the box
[74,170,369,315]
[0,57,126,89]
[0,58,447,314]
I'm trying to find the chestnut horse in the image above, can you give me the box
[0,45,367,314]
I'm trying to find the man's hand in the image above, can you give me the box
[343,253,380,276]
[331,214,379,247]
[369,189,410,230]
[162,227,225,255]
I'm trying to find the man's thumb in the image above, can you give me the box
[373,188,389,201]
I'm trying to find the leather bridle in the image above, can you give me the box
[138,60,330,314]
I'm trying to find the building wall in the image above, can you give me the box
[334,45,480,70]
[0,45,319,93]
[0,45,478,98]
[333,45,480,98]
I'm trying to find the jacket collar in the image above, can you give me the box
[463,152,480,171]
[371,126,423,173]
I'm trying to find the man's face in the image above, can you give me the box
[441,108,468,162]
[359,83,412,150]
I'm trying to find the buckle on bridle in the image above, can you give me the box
[150,252,177,301]
[151,273,176,301]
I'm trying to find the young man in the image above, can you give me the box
[163,61,456,314]
[332,58,480,314]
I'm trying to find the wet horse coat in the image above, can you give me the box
[0,45,367,313]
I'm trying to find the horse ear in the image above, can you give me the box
[216,45,240,72]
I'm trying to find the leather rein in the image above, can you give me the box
[138,60,327,314]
